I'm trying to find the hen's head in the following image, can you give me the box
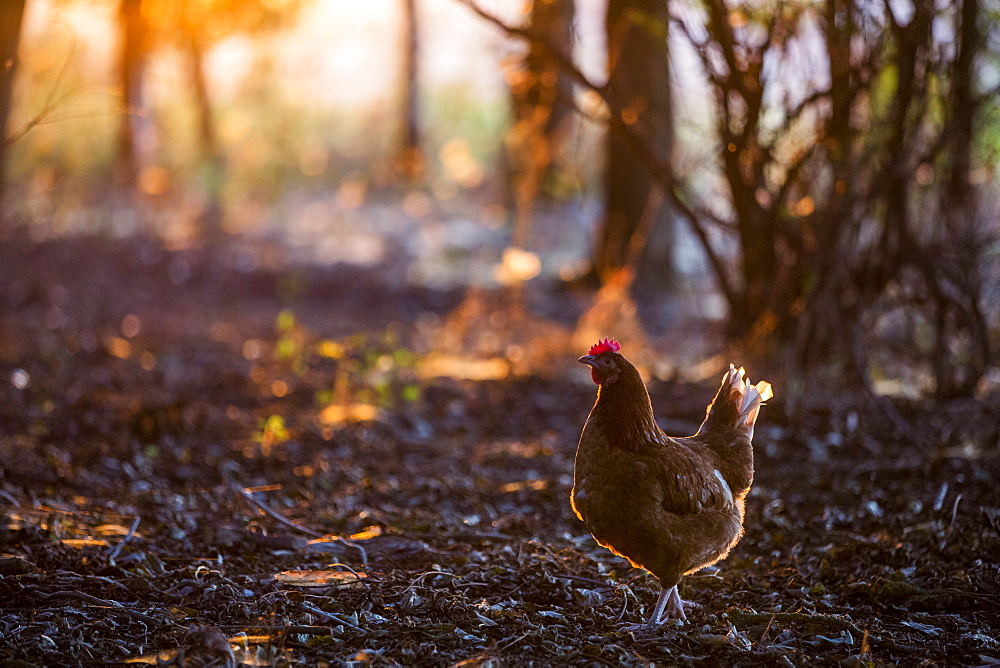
[579,338,623,386]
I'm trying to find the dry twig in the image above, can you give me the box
[234,485,321,538]
[34,590,164,626]
[298,601,367,633]
[107,516,141,560]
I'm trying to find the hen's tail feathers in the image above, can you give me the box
[701,364,773,440]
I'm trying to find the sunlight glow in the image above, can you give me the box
[349,526,383,541]
[418,354,510,381]
[318,403,381,425]
[61,538,110,549]
[495,247,542,284]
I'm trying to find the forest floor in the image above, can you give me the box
[1,233,999,666]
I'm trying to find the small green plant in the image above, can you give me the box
[275,309,307,375]
[257,414,289,456]
[261,310,423,426]
[316,331,422,415]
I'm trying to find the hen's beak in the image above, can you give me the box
[578,354,597,367]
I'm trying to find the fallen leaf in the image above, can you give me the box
[274,570,367,589]
[61,538,109,549]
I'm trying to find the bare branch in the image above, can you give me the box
[2,24,79,148]
[695,206,739,232]
[453,0,607,96]
[672,16,728,89]
[762,89,830,156]
[703,0,742,91]
[453,0,739,309]
[772,143,820,214]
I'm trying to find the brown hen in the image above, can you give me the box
[572,338,772,629]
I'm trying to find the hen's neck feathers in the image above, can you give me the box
[588,357,664,451]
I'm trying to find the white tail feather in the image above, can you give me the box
[722,364,773,440]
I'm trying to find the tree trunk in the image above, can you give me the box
[507,0,575,249]
[948,0,979,203]
[598,0,674,290]
[0,0,27,222]
[936,0,989,397]
[190,38,218,161]
[397,0,423,182]
[788,0,860,382]
[188,33,225,241]
[117,0,147,192]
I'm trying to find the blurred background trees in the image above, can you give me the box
[114,0,145,200]
[124,0,305,237]
[396,0,423,183]
[598,0,675,293]
[1,0,997,406]
[667,0,995,402]
[0,0,28,219]
[504,0,574,251]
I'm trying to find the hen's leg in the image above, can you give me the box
[621,587,671,632]
[660,585,687,623]
[644,587,672,629]
[624,585,689,631]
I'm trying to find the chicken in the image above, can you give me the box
[572,337,772,629]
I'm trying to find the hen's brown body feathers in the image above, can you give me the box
[573,344,771,627]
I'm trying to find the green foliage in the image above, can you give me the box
[869,64,899,119]
[324,331,423,411]
[267,309,423,416]
[981,104,1000,164]
[623,8,668,40]
[401,384,421,403]
[257,414,289,445]
[274,308,306,375]
[276,308,296,333]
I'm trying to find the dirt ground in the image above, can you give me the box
[1,234,998,666]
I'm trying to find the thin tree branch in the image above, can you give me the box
[703,0,742,91]
[772,143,820,214]
[695,206,739,231]
[2,25,78,148]
[761,89,830,156]
[453,0,738,309]
[671,17,728,91]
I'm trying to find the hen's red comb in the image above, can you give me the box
[589,337,621,355]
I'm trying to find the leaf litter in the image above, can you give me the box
[0,235,998,665]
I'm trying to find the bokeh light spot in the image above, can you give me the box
[121,314,142,338]
[11,369,29,390]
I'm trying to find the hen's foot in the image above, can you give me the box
[657,585,687,623]
[621,586,688,633]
